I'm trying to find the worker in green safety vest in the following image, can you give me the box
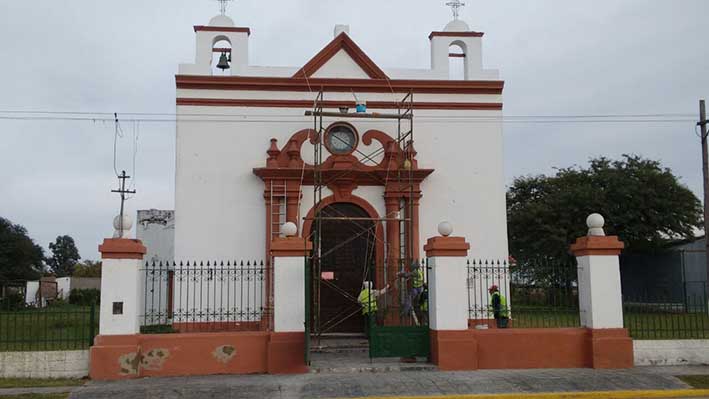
[488,285,509,328]
[358,281,389,335]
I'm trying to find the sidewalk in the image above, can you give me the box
[68,366,709,399]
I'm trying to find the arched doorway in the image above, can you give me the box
[311,202,377,333]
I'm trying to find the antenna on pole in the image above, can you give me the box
[445,0,466,20]
[215,0,234,15]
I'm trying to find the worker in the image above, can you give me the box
[488,285,509,328]
[358,281,389,335]
[399,261,425,318]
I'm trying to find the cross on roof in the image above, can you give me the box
[216,0,233,15]
[445,0,466,20]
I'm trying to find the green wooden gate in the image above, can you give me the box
[368,260,430,359]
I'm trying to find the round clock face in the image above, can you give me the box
[327,124,357,154]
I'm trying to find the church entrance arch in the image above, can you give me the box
[303,197,384,334]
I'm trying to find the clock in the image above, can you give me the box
[325,123,358,155]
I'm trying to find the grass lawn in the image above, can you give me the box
[0,304,98,351]
[0,394,68,399]
[0,378,85,389]
[677,375,709,389]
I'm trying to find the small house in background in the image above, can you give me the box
[620,236,706,307]
[136,209,175,264]
[55,277,101,300]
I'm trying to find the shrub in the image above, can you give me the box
[0,292,25,310]
[68,288,100,306]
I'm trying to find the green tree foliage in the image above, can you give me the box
[0,217,44,281]
[507,155,702,261]
[72,260,101,277]
[47,235,80,277]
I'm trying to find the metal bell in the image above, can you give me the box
[216,52,230,70]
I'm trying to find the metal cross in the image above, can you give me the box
[216,0,233,15]
[445,0,466,20]
[111,170,136,234]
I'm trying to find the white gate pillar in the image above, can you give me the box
[97,215,146,336]
[424,221,477,370]
[267,222,312,374]
[570,213,633,368]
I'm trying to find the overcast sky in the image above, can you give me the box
[0,0,707,260]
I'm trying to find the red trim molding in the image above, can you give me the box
[98,238,146,260]
[293,33,387,79]
[193,26,251,35]
[569,236,625,257]
[271,237,313,257]
[175,75,504,95]
[424,236,470,257]
[429,31,485,40]
[177,98,502,110]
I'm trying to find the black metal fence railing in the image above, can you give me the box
[141,261,266,333]
[0,298,97,352]
[623,294,709,339]
[467,259,580,329]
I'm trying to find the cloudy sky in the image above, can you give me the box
[0,0,707,260]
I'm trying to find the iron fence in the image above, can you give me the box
[467,258,580,328]
[141,260,266,333]
[623,294,709,339]
[0,297,97,352]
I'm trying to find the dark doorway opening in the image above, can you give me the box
[313,202,376,333]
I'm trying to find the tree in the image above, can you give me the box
[507,155,702,261]
[47,235,80,277]
[0,217,44,281]
[73,260,101,277]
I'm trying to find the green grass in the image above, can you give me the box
[677,375,709,389]
[0,304,98,351]
[0,378,84,389]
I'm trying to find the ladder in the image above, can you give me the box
[270,180,287,238]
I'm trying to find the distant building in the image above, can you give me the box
[136,209,175,264]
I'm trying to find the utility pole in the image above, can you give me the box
[699,99,708,293]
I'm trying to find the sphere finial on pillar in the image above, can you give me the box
[586,213,605,236]
[112,214,133,239]
[438,221,453,237]
[282,222,298,237]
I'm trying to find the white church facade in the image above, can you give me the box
[173,15,508,265]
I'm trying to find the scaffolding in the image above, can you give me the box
[306,90,417,344]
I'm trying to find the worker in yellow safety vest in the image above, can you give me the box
[399,261,425,317]
[488,285,509,328]
[358,281,389,334]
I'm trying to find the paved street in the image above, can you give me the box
[68,366,709,399]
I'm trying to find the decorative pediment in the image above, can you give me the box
[292,33,388,80]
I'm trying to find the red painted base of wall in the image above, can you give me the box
[431,328,633,370]
[90,331,306,380]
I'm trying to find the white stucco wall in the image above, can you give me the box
[0,350,88,378]
[24,281,39,305]
[56,277,71,300]
[429,256,468,330]
[99,258,143,335]
[174,18,508,264]
[273,256,305,332]
[577,255,624,329]
[136,209,175,264]
[634,340,709,366]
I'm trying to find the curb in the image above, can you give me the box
[345,390,709,399]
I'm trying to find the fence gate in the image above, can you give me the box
[368,259,430,359]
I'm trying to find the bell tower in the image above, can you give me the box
[178,14,250,76]
[429,0,485,80]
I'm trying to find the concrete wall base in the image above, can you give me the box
[430,328,633,370]
[0,350,89,378]
[634,339,709,366]
[90,331,305,380]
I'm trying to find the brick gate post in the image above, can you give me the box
[424,221,476,370]
[570,213,633,368]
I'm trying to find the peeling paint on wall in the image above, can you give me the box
[212,345,236,363]
[118,348,170,375]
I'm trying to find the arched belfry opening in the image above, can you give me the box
[449,42,466,80]
[211,36,232,75]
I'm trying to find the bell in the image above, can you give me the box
[216,52,230,70]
